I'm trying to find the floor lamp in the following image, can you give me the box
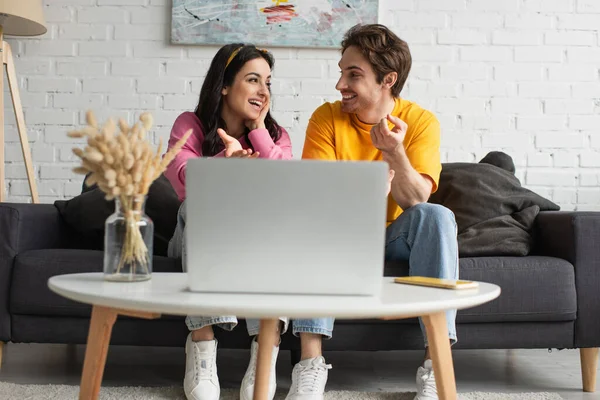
[0,1,46,203]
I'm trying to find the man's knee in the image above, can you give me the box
[407,203,456,227]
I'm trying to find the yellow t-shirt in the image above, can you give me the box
[302,98,441,225]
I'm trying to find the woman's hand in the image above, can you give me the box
[218,128,260,158]
[245,98,270,131]
[229,149,259,158]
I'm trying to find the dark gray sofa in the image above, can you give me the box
[0,202,598,392]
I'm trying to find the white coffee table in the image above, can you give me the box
[48,273,500,400]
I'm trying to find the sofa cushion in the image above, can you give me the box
[54,174,182,257]
[10,249,181,317]
[379,255,576,323]
[429,154,560,257]
[11,250,576,324]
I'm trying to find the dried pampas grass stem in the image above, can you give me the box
[70,111,192,276]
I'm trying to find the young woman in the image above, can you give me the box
[164,44,332,400]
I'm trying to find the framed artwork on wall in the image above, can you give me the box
[171,0,379,48]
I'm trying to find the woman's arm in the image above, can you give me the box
[247,127,293,159]
[164,113,205,200]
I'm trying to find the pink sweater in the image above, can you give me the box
[164,112,293,200]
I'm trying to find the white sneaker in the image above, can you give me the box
[184,333,220,400]
[285,356,331,400]
[414,359,438,400]
[240,339,279,400]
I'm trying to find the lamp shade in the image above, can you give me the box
[0,0,46,37]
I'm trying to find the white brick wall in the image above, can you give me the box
[3,0,599,211]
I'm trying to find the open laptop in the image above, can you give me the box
[185,158,388,296]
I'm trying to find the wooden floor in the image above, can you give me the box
[0,343,598,400]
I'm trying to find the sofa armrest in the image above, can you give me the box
[534,211,600,348]
[0,203,69,258]
[0,203,70,341]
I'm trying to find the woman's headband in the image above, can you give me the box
[225,47,243,69]
[225,46,269,69]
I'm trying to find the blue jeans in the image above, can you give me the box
[385,203,459,347]
[168,200,334,338]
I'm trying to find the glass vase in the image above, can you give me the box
[104,195,153,282]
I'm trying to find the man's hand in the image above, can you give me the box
[370,114,408,154]
[218,128,260,158]
[245,98,270,131]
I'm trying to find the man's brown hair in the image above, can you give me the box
[341,24,411,97]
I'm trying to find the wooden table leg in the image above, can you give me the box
[422,312,457,400]
[581,347,599,392]
[79,306,161,400]
[254,319,279,400]
[79,306,118,400]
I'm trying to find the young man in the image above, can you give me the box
[302,24,459,400]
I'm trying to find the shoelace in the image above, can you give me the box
[419,369,437,396]
[295,360,332,393]
[194,345,215,380]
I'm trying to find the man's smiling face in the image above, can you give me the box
[335,45,388,116]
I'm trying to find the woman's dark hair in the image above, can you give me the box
[195,43,282,156]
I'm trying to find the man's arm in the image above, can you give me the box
[383,148,433,209]
[370,114,439,210]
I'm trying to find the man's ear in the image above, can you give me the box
[383,72,397,89]
[221,86,229,96]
